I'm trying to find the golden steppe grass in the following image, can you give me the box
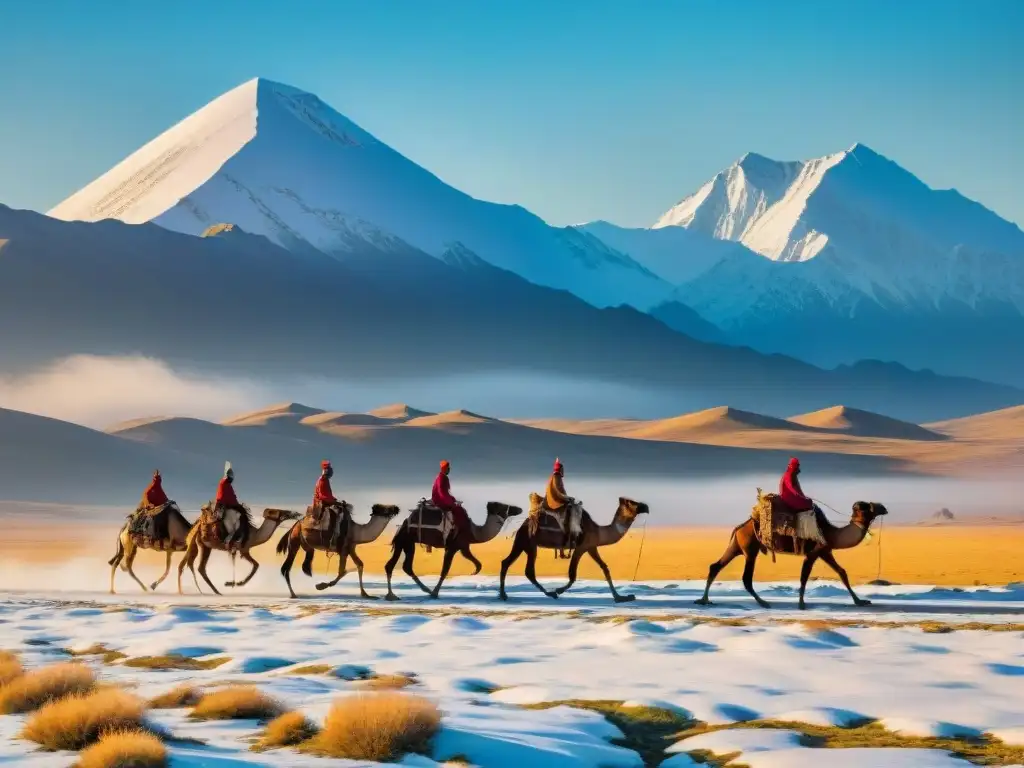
[0,662,95,714]
[190,685,285,721]
[21,689,147,750]
[75,730,167,768]
[0,650,24,686]
[256,710,320,749]
[16,521,1023,586]
[301,693,440,761]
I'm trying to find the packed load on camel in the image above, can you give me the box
[750,457,826,559]
[304,460,350,552]
[200,462,253,554]
[126,470,180,550]
[527,458,583,552]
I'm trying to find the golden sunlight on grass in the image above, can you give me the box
[125,655,229,671]
[189,685,285,721]
[358,673,418,691]
[255,710,320,749]
[301,692,441,761]
[75,729,167,768]
[149,684,201,709]
[0,650,24,687]
[21,689,147,751]
[0,661,95,714]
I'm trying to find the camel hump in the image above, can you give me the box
[528,493,545,515]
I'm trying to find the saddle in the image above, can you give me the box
[407,500,454,552]
[528,493,583,548]
[200,501,252,550]
[302,501,350,551]
[127,502,176,550]
[751,488,826,561]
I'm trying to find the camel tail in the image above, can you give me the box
[390,520,408,548]
[108,536,124,567]
[276,522,298,555]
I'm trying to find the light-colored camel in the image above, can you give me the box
[177,507,302,595]
[108,505,195,594]
[277,504,401,599]
[384,501,523,600]
[695,502,889,609]
[499,497,649,603]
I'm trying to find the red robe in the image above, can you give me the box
[216,477,239,507]
[779,466,813,512]
[314,475,337,505]
[431,472,468,529]
[141,476,169,508]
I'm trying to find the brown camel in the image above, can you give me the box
[276,504,401,599]
[384,501,523,600]
[695,502,889,609]
[499,497,649,603]
[177,507,302,595]
[108,505,195,594]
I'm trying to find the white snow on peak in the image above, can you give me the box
[49,78,669,310]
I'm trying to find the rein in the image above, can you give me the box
[631,514,648,583]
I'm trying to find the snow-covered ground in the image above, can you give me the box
[1,577,1022,767]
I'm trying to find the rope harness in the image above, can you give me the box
[631,514,648,583]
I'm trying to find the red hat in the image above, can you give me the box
[153,469,161,477]
[321,460,332,470]
[553,457,563,472]
[440,460,450,471]
[788,457,801,470]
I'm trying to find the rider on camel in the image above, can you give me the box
[545,457,571,511]
[778,457,815,513]
[216,463,250,553]
[139,470,169,510]
[313,460,347,549]
[432,460,469,540]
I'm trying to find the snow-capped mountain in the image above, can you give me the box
[49,78,669,310]
[647,144,1024,385]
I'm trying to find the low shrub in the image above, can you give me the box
[0,650,24,687]
[256,710,320,749]
[21,689,147,751]
[0,662,95,714]
[149,684,201,709]
[302,692,440,761]
[75,729,167,768]
[189,685,285,721]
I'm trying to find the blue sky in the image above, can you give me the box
[0,0,1021,227]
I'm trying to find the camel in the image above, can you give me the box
[384,501,523,600]
[499,497,649,603]
[695,501,889,609]
[277,504,401,599]
[177,507,302,596]
[108,505,195,593]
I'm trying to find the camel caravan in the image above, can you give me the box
[110,455,887,608]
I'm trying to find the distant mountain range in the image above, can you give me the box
[584,145,1024,386]
[9,77,1024,409]
[2,203,1020,423]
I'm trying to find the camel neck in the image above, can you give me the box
[597,508,636,546]
[353,514,390,544]
[470,512,505,544]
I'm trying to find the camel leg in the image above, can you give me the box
[431,545,458,599]
[108,534,126,594]
[525,544,557,599]
[279,529,302,599]
[695,530,743,606]
[150,550,173,591]
[554,547,585,596]
[229,551,259,587]
[300,545,316,578]
[197,545,221,596]
[459,543,482,575]
[820,551,871,607]
[123,546,148,593]
[741,550,770,608]
[351,549,377,600]
[384,537,404,601]
[499,531,527,601]
[403,540,434,595]
[798,552,820,610]
[316,546,350,591]
[589,548,633,603]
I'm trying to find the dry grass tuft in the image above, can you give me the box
[358,673,418,691]
[190,685,285,721]
[124,655,229,671]
[21,689,147,751]
[68,644,128,665]
[284,664,333,676]
[149,684,201,709]
[75,729,167,768]
[0,650,24,687]
[0,661,95,714]
[301,692,440,761]
[255,710,320,749]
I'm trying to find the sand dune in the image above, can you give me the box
[369,403,433,422]
[927,405,1024,440]
[789,405,944,440]
[221,401,324,427]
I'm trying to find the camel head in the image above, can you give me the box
[263,508,303,523]
[370,504,401,520]
[486,501,523,518]
[618,497,650,522]
[852,501,888,528]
